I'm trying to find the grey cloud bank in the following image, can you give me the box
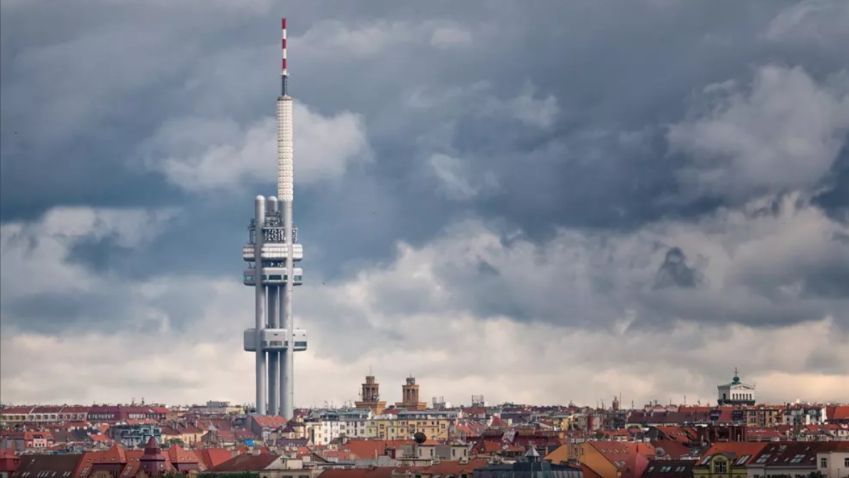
[1,0,847,406]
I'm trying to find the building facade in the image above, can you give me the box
[354,376,387,416]
[395,377,427,411]
[717,370,755,406]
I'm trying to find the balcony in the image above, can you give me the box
[243,328,308,351]
[243,267,304,286]
[242,243,304,261]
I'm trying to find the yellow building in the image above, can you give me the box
[743,406,782,428]
[545,441,582,464]
[547,442,619,478]
[693,454,745,478]
[160,425,204,446]
[395,377,427,411]
[367,417,451,441]
[546,441,656,478]
[354,375,387,416]
[692,443,767,478]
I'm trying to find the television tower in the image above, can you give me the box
[242,17,306,418]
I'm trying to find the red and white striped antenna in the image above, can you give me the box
[281,17,288,95]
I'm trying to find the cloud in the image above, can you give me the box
[297,20,415,59]
[429,153,498,200]
[430,26,472,48]
[143,103,370,192]
[499,83,560,129]
[410,81,560,129]
[668,65,849,201]
[2,1,849,407]
[3,190,849,406]
[0,207,175,299]
[764,0,849,46]
[654,247,705,289]
[299,192,847,333]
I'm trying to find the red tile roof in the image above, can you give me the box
[419,458,490,475]
[120,450,149,478]
[343,440,414,460]
[650,440,691,459]
[75,445,129,478]
[590,441,655,478]
[828,405,849,421]
[581,463,605,478]
[209,453,279,472]
[13,454,82,477]
[700,442,767,463]
[166,445,199,465]
[252,415,288,428]
[751,442,849,468]
[196,448,233,470]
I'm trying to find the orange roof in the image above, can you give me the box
[75,445,128,478]
[590,441,655,478]
[196,448,234,470]
[119,450,147,478]
[252,415,288,428]
[582,463,605,478]
[167,445,200,464]
[829,405,849,420]
[651,439,690,459]
[209,453,279,472]
[702,442,766,458]
[700,442,766,465]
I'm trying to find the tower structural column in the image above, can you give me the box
[282,199,294,419]
[254,196,267,416]
[267,198,280,416]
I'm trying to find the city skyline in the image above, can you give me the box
[2,1,849,407]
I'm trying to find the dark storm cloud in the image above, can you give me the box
[814,143,849,219]
[654,247,704,289]
[2,0,848,335]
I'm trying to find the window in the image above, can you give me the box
[715,461,727,473]
[845,457,849,468]
[820,458,827,468]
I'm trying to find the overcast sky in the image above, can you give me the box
[1,0,848,408]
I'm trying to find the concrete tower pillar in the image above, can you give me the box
[282,199,294,419]
[267,196,280,416]
[254,195,267,415]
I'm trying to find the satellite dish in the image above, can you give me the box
[414,432,427,444]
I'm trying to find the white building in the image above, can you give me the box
[784,403,828,426]
[305,409,371,445]
[717,369,755,405]
[817,450,849,478]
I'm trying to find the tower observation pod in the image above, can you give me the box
[242,17,306,419]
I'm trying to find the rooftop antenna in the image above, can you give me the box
[280,17,288,96]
